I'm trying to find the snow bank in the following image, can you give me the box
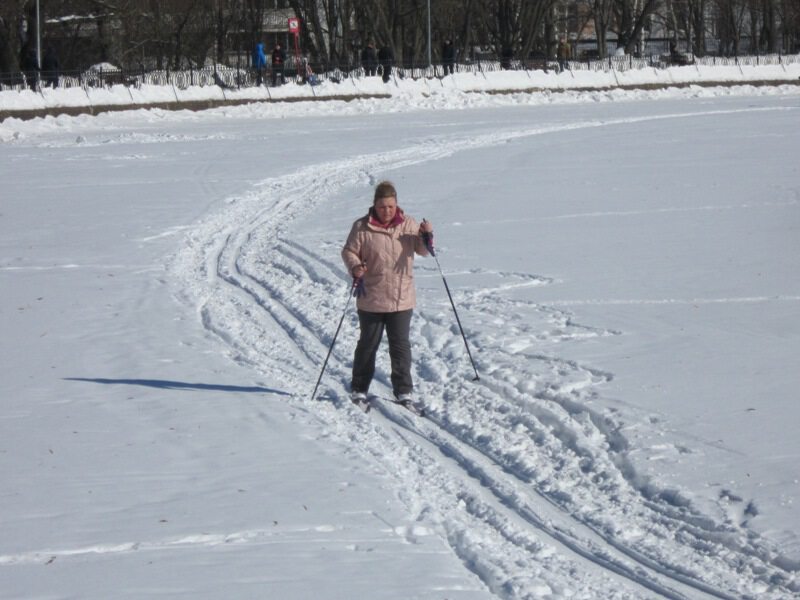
[2,61,798,120]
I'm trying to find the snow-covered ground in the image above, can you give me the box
[1,80,799,599]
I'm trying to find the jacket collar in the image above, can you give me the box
[368,206,405,229]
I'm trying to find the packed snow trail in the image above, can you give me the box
[171,111,798,599]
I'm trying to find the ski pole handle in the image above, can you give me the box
[352,276,366,297]
[351,262,367,279]
[420,220,435,256]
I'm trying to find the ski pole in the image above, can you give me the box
[422,224,480,381]
[311,277,362,400]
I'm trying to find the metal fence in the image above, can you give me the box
[3,53,799,94]
[562,52,800,72]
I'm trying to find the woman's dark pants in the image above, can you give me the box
[351,309,413,396]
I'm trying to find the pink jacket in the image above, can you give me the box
[341,208,429,313]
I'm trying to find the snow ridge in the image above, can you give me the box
[169,112,798,598]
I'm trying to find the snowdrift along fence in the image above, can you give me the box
[3,53,800,94]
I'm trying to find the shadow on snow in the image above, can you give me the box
[64,377,291,396]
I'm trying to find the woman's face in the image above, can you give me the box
[374,196,397,224]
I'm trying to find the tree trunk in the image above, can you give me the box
[0,16,18,74]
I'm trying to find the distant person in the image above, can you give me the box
[361,41,377,76]
[252,42,266,86]
[500,45,514,70]
[21,48,39,90]
[302,58,319,86]
[378,44,394,83]
[271,42,286,85]
[669,41,688,66]
[42,46,60,88]
[557,38,571,73]
[442,39,456,76]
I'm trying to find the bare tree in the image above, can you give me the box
[0,2,26,75]
[569,0,598,58]
[687,0,710,55]
[593,0,615,56]
[430,0,475,62]
[167,0,217,68]
[287,0,334,64]
[715,0,749,54]
[653,0,705,54]
[212,0,239,64]
[350,0,413,65]
[470,0,558,61]
[753,0,779,52]
[4,0,798,78]
[775,0,800,52]
[613,0,662,54]
[243,0,268,50]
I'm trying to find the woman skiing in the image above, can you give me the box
[341,181,433,406]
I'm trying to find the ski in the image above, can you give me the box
[390,398,426,417]
[351,397,372,413]
[349,395,425,417]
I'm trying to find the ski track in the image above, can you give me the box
[168,113,798,599]
[0,525,379,566]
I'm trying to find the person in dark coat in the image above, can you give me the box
[41,46,60,88]
[361,41,377,76]
[669,41,689,66]
[500,45,514,70]
[557,38,571,73]
[21,48,39,90]
[377,44,393,83]
[271,42,286,85]
[441,39,456,76]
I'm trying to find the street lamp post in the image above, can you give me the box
[426,0,431,68]
[36,0,42,69]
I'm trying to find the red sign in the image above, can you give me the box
[288,18,300,33]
